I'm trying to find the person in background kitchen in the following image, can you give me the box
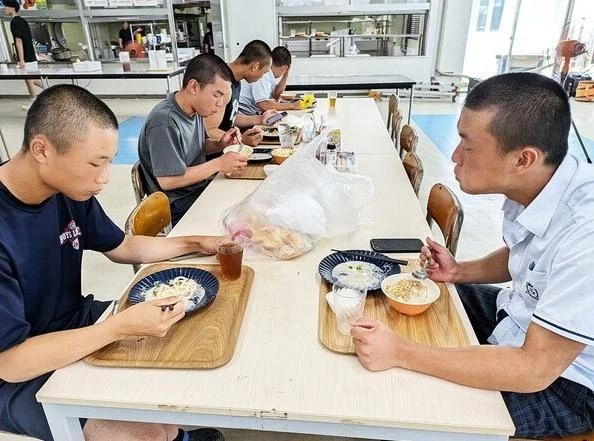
[118,21,133,49]
[202,21,214,54]
[238,46,301,115]
[0,84,226,441]
[204,39,278,147]
[3,0,42,111]
[118,21,144,50]
[351,72,594,439]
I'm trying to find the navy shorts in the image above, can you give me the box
[456,284,594,438]
[0,300,110,441]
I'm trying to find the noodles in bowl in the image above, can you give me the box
[144,276,205,311]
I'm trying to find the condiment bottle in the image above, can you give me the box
[326,143,337,166]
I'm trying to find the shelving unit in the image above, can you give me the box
[0,0,182,66]
[276,0,429,59]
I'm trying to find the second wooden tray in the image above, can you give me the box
[85,263,254,369]
[224,162,267,180]
[318,263,470,354]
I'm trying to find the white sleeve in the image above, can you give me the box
[251,76,274,103]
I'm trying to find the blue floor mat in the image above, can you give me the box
[412,114,594,162]
[113,116,145,165]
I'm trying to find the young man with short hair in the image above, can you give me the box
[239,46,300,115]
[138,53,249,226]
[352,72,594,439]
[205,40,278,146]
[0,84,224,441]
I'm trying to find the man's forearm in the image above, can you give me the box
[204,138,224,154]
[156,159,220,191]
[106,235,214,264]
[273,73,289,100]
[0,319,120,383]
[257,100,297,111]
[15,38,24,63]
[454,247,511,284]
[399,342,543,392]
[235,114,262,128]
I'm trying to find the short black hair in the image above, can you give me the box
[4,0,20,12]
[23,84,118,154]
[464,72,570,167]
[272,46,292,67]
[236,40,272,66]
[182,53,233,88]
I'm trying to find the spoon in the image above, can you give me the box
[412,257,429,280]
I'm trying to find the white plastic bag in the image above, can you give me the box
[222,135,374,259]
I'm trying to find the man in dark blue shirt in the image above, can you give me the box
[0,85,224,441]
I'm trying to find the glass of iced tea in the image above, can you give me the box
[327,91,337,108]
[216,238,244,280]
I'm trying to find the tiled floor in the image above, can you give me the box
[0,94,592,441]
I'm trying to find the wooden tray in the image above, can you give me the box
[224,162,267,180]
[85,263,254,369]
[318,262,470,354]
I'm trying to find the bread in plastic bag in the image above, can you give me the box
[222,135,374,259]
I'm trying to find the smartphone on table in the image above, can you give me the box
[370,238,424,253]
[265,111,288,125]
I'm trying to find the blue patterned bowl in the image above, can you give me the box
[128,267,219,314]
[318,250,401,290]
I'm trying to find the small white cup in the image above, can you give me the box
[278,125,295,149]
[328,281,367,335]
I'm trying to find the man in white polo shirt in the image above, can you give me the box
[351,72,594,438]
[238,46,301,115]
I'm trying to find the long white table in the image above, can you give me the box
[286,74,415,123]
[37,99,514,441]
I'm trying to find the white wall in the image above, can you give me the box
[436,0,473,74]
[222,0,276,60]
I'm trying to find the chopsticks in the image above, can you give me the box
[330,249,408,266]
[110,298,177,315]
[234,131,244,153]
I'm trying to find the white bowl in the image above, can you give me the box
[223,144,254,157]
[263,164,279,176]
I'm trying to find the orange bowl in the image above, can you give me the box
[271,148,294,164]
[381,274,440,316]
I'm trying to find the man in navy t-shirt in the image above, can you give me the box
[0,85,224,441]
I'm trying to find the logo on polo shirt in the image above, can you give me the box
[59,220,82,250]
[526,281,539,300]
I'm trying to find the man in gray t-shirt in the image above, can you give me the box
[138,54,248,225]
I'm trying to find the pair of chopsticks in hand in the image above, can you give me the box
[330,249,408,266]
[110,299,178,316]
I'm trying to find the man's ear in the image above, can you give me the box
[251,62,261,72]
[188,79,201,95]
[514,146,540,174]
[28,135,52,164]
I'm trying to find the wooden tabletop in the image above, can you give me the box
[37,99,514,439]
